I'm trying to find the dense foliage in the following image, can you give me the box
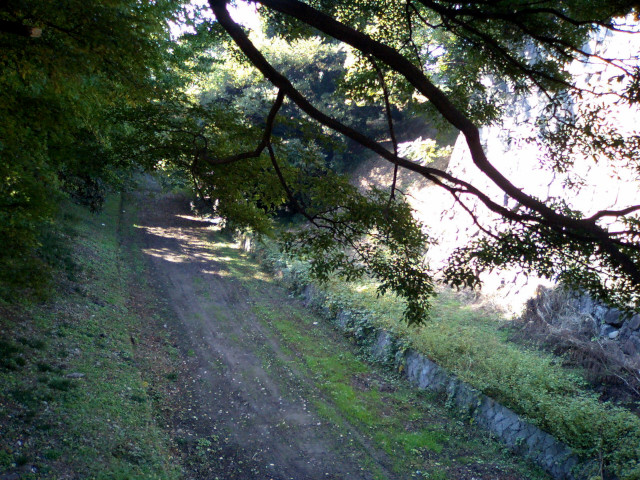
[205,0,640,320]
[3,0,640,323]
[0,0,185,294]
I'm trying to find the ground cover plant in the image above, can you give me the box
[254,239,640,480]
[199,226,550,480]
[0,196,180,479]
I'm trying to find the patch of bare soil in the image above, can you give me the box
[123,191,383,480]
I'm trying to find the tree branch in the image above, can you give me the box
[370,58,400,201]
[200,89,285,166]
[246,0,582,224]
[209,0,534,223]
[267,143,319,226]
[210,0,640,285]
[586,205,640,222]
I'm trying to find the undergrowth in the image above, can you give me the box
[0,196,179,479]
[223,233,548,479]
[254,239,640,480]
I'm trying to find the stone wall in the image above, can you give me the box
[571,295,640,352]
[293,281,594,480]
[402,350,579,480]
[540,288,640,368]
[519,285,640,377]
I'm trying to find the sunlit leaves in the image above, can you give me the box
[539,96,640,176]
[201,0,640,322]
[444,210,640,313]
[279,173,434,324]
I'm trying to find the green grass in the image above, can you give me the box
[0,196,180,479]
[251,300,531,476]
[394,430,447,454]
[256,240,640,480]
[213,236,547,479]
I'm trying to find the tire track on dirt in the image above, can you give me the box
[132,190,392,480]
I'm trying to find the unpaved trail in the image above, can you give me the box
[131,190,389,480]
[125,187,546,480]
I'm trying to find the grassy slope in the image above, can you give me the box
[209,232,549,480]
[0,189,547,480]
[6,185,632,479]
[257,243,640,479]
[0,196,179,479]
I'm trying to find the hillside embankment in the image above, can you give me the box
[0,185,548,479]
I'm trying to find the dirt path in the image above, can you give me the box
[130,190,389,480]
[123,187,547,480]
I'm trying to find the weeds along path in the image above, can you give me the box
[125,187,547,480]
[128,189,386,480]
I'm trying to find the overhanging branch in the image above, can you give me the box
[208,0,534,224]
[209,0,640,285]
[200,89,285,166]
[370,58,399,201]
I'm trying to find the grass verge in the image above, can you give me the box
[211,232,549,480]
[0,196,179,479]
[255,240,640,480]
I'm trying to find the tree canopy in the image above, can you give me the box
[195,0,640,321]
[3,0,640,322]
[0,0,192,293]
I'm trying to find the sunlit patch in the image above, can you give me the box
[202,269,232,277]
[142,248,187,263]
[209,241,240,249]
[210,256,234,262]
[354,285,373,293]
[134,224,187,240]
[251,272,273,282]
[174,214,223,226]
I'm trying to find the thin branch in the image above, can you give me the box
[405,1,427,73]
[451,192,502,240]
[267,143,319,226]
[370,57,400,201]
[586,205,640,222]
[416,0,635,101]
[486,15,636,78]
[201,89,285,165]
[434,1,636,33]
[409,2,443,29]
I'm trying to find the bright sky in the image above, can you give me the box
[169,0,260,38]
[230,1,261,30]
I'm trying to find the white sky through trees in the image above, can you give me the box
[170,0,260,37]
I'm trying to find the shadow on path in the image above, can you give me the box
[132,191,383,480]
